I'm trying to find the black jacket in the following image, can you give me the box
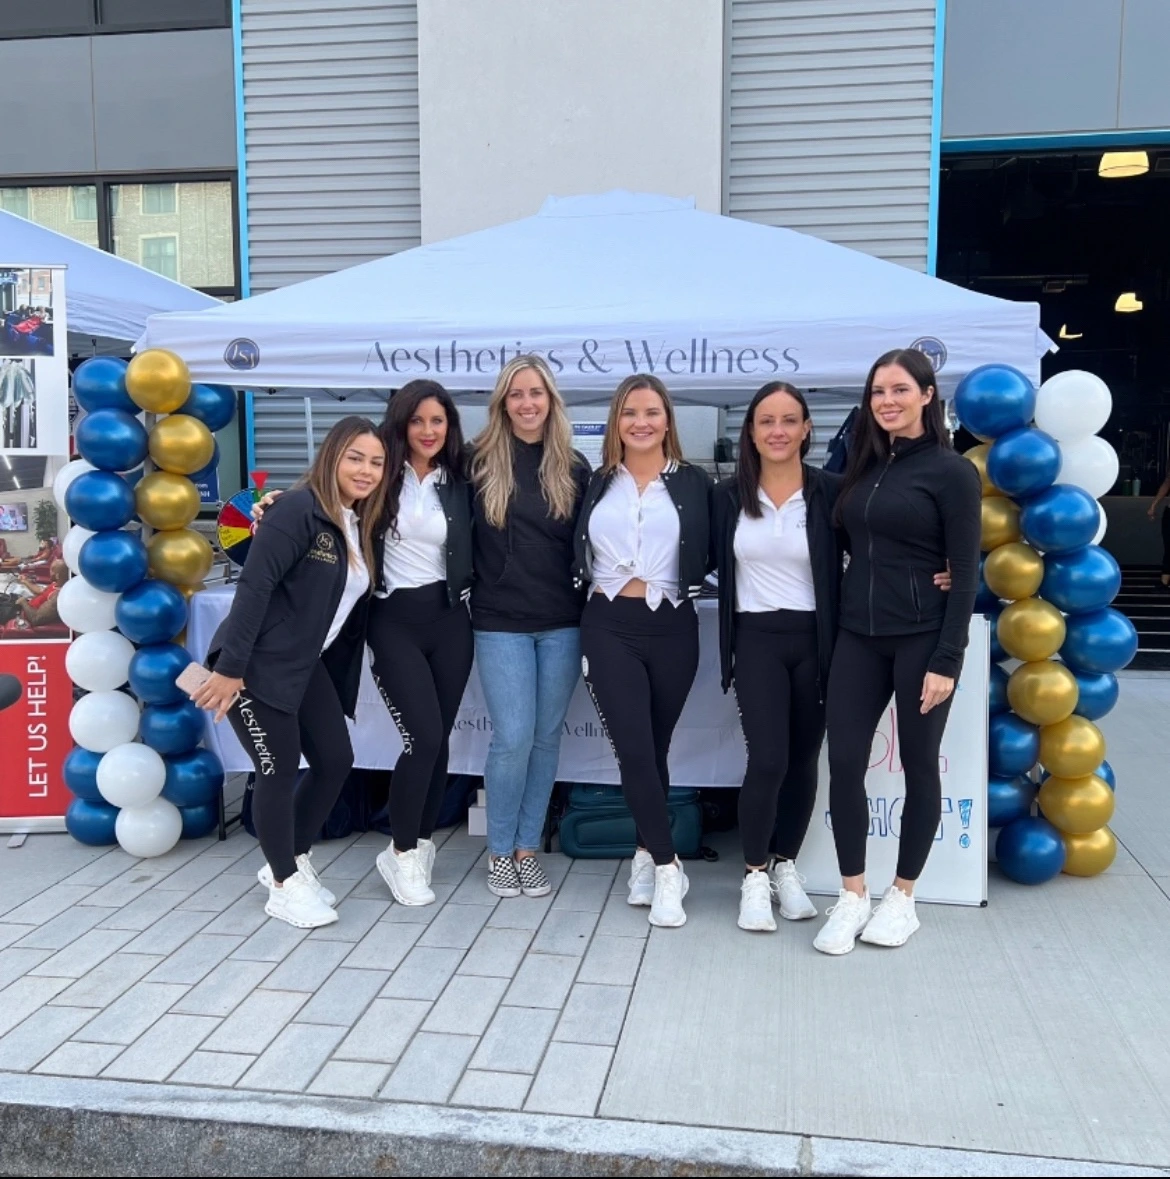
[374,471,474,608]
[572,461,714,601]
[837,434,981,678]
[712,465,843,697]
[208,488,369,716]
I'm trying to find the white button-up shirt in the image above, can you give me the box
[323,507,370,650]
[379,464,448,596]
[733,487,816,613]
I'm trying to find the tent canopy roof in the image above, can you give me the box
[138,191,1052,400]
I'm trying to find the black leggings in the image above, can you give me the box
[825,628,955,881]
[733,610,824,867]
[227,660,353,882]
[580,594,699,866]
[368,582,473,852]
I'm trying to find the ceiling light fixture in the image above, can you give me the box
[1115,292,1143,313]
[1099,150,1149,178]
[0,454,9,469]
[1058,325,1083,340]
[12,476,20,489]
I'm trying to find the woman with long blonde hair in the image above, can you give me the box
[470,354,590,898]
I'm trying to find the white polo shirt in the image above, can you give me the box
[733,487,816,613]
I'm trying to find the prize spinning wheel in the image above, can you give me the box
[216,490,258,568]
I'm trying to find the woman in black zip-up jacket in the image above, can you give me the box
[814,348,981,957]
[571,374,713,929]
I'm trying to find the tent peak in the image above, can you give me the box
[538,191,695,218]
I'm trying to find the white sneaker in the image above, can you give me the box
[258,853,336,908]
[649,860,689,928]
[737,869,776,932]
[627,849,655,907]
[376,843,436,906]
[769,859,817,921]
[812,889,872,956]
[860,885,920,947]
[418,838,436,885]
[264,870,339,929]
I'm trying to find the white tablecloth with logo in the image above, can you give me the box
[187,585,989,904]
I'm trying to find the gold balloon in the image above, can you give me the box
[178,584,201,601]
[984,541,1043,600]
[1062,826,1117,877]
[125,349,191,414]
[981,497,1020,552]
[147,528,213,586]
[964,444,1002,498]
[997,598,1067,662]
[1038,715,1106,779]
[1007,660,1079,726]
[136,471,201,531]
[148,414,215,476]
[1038,773,1115,835]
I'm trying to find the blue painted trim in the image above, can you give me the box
[942,129,1170,153]
[232,0,256,472]
[926,0,946,276]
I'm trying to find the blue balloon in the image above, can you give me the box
[63,746,104,802]
[954,364,1037,440]
[975,556,1000,614]
[188,440,220,485]
[1039,545,1121,614]
[986,602,1008,663]
[123,466,145,491]
[77,529,148,594]
[64,470,136,532]
[1071,669,1119,721]
[1060,607,1138,674]
[988,663,1010,714]
[996,816,1066,884]
[182,384,236,433]
[989,712,1040,777]
[986,428,1062,499]
[65,797,120,846]
[988,774,1036,828]
[179,802,220,840]
[1020,484,1100,554]
[75,409,149,473]
[129,642,192,705]
[115,579,188,645]
[140,699,205,756]
[1096,759,1116,791]
[162,747,225,808]
[72,357,135,415]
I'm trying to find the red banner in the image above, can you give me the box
[0,641,73,825]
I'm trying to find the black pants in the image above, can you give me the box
[825,628,954,881]
[227,660,353,882]
[1161,507,1170,576]
[733,610,824,867]
[580,594,699,865]
[368,582,473,852]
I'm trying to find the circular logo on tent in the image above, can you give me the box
[909,337,947,372]
[224,338,260,371]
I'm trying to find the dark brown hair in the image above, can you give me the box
[737,381,812,519]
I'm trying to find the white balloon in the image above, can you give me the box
[1057,435,1121,499]
[65,630,135,691]
[62,526,96,575]
[1092,511,1108,546]
[116,797,183,858]
[97,743,166,809]
[56,576,119,633]
[53,458,96,513]
[69,690,140,753]
[1034,371,1112,444]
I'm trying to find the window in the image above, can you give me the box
[70,186,98,222]
[141,236,178,281]
[0,1,230,38]
[0,189,29,219]
[142,183,177,216]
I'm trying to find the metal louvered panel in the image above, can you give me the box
[240,0,421,293]
[726,0,936,270]
[722,391,859,470]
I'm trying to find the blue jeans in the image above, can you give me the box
[474,627,581,857]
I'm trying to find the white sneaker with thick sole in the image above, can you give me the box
[627,848,655,907]
[812,889,872,956]
[258,853,336,908]
[649,860,689,928]
[418,838,436,886]
[264,870,339,929]
[738,869,776,932]
[860,885,920,947]
[376,843,436,906]
[769,859,817,921]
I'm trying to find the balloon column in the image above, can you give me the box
[59,354,232,853]
[957,366,1135,885]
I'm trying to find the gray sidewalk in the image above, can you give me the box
[1,671,1168,1176]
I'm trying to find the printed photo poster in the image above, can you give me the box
[0,265,68,456]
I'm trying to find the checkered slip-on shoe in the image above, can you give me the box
[487,854,522,898]
[515,855,552,898]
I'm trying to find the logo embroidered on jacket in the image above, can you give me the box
[308,532,338,563]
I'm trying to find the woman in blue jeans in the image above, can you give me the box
[469,354,591,898]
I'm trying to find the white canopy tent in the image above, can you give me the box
[137,192,1053,402]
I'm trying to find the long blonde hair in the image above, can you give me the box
[600,374,685,473]
[297,415,387,577]
[470,354,579,529]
